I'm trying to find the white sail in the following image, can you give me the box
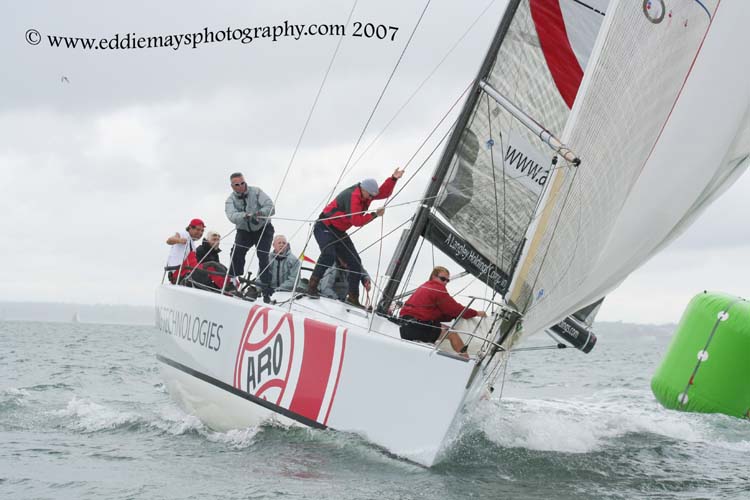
[508,0,750,339]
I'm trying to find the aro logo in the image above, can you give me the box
[233,306,294,405]
[232,305,349,425]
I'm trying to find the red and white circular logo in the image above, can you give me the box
[233,306,295,405]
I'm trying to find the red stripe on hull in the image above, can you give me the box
[323,330,347,426]
[289,318,337,421]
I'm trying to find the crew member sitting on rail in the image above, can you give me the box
[196,230,222,264]
[268,234,303,292]
[399,266,487,357]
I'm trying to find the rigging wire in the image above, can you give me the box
[259,198,431,224]
[382,84,470,207]
[346,0,502,174]
[516,148,597,322]
[290,0,434,289]
[322,0,434,207]
[241,0,359,279]
[252,0,497,285]
[289,0,496,247]
[367,215,387,332]
[272,0,503,302]
[234,0,507,299]
[485,93,504,276]
[496,352,510,400]
[257,100,459,289]
[521,158,582,315]
[397,236,426,302]
[358,216,412,254]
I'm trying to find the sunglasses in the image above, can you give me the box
[232,181,246,187]
[438,276,450,283]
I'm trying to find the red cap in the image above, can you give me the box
[189,218,205,228]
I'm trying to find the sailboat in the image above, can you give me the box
[155,0,750,466]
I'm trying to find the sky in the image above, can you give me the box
[1,0,748,325]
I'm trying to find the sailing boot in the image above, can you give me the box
[307,276,320,299]
[345,293,363,308]
[262,284,273,304]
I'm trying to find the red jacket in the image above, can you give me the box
[399,280,478,323]
[169,251,199,284]
[321,177,397,232]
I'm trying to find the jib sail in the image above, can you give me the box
[508,0,750,340]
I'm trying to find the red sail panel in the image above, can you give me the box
[530,0,584,108]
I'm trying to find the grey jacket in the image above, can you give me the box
[320,265,370,300]
[225,186,275,232]
[268,246,302,291]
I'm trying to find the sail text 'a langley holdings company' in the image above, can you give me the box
[444,233,507,287]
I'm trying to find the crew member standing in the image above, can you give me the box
[225,172,275,301]
[307,167,404,306]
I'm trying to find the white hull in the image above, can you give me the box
[155,285,501,466]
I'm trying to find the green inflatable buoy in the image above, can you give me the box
[651,291,750,419]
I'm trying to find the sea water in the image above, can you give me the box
[1,320,748,499]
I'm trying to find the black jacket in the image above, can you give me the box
[196,241,222,264]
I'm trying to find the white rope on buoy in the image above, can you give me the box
[677,299,742,410]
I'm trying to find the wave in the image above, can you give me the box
[55,397,144,433]
[54,396,261,449]
[470,389,747,454]
[0,388,30,409]
[204,427,260,448]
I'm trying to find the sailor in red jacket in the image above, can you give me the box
[399,266,487,357]
[307,168,404,305]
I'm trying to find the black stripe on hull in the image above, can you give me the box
[156,354,326,430]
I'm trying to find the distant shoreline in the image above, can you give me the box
[0,300,675,330]
[0,301,154,326]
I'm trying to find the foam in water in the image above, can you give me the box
[472,390,712,453]
[1,387,30,400]
[56,397,142,432]
[151,405,206,435]
[204,427,260,449]
[0,387,30,409]
[153,403,262,448]
[54,396,260,449]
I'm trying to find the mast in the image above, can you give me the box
[378,0,523,313]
